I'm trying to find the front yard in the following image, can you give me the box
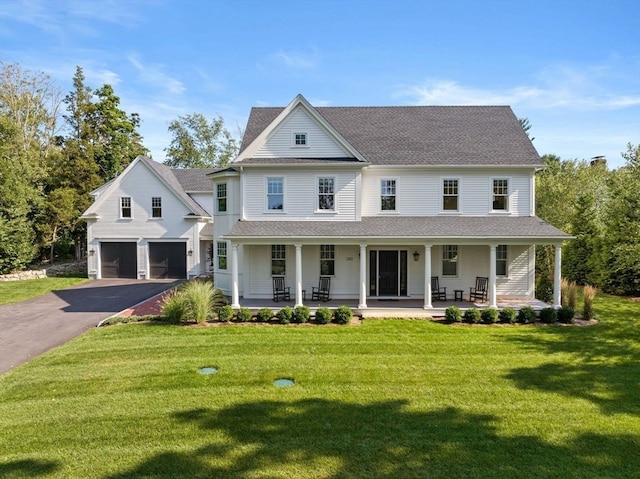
[0,293,638,478]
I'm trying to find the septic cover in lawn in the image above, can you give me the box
[274,378,295,388]
[198,367,218,375]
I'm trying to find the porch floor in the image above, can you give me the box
[235,297,550,318]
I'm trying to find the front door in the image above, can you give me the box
[369,250,408,296]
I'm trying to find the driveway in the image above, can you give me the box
[0,279,178,375]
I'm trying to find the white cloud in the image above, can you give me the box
[265,49,320,70]
[128,55,186,95]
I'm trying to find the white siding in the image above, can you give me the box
[496,245,533,297]
[254,106,350,158]
[189,193,213,216]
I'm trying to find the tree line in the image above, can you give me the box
[0,62,238,273]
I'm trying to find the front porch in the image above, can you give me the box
[233,296,551,318]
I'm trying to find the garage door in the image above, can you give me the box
[149,242,187,279]
[100,242,137,279]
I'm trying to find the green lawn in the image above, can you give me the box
[0,294,638,478]
[0,277,89,305]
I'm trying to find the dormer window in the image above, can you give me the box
[293,132,307,147]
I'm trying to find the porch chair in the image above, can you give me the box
[311,276,331,302]
[431,276,447,301]
[272,276,291,302]
[469,276,489,302]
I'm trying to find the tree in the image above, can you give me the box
[164,113,238,168]
[518,117,534,141]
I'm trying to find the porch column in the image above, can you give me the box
[424,243,432,309]
[553,243,562,308]
[231,243,240,308]
[489,244,497,308]
[295,243,303,307]
[359,243,367,309]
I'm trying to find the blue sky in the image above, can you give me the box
[2,0,639,168]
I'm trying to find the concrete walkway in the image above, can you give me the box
[0,279,178,374]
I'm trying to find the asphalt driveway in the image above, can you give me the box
[0,279,178,374]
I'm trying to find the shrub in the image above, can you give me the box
[445,306,462,323]
[464,308,481,324]
[567,281,578,309]
[517,306,537,324]
[182,280,220,324]
[557,306,575,324]
[256,307,274,323]
[539,307,558,324]
[276,306,293,324]
[218,305,234,322]
[236,307,252,322]
[161,289,185,324]
[536,276,554,303]
[333,305,353,325]
[315,307,332,324]
[481,308,499,324]
[498,307,517,324]
[583,285,596,320]
[293,305,310,323]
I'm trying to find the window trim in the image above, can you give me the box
[441,178,460,213]
[292,132,308,148]
[320,244,335,276]
[120,196,132,219]
[271,244,286,276]
[442,245,459,277]
[496,244,508,277]
[265,177,285,213]
[491,178,510,213]
[217,241,228,271]
[380,178,397,212]
[216,182,227,213]
[316,176,336,213]
[151,196,162,219]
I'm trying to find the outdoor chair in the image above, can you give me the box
[469,276,489,302]
[431,276,447,301]
[272,276,290,302]
[311,276,331,302]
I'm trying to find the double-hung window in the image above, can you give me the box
[442,245,458,276]
[496,245,508,276]
[217,241,227,270]
[318,177,335,211]
[443,179,458,211]
[320,245,335,276]
[120,197,132,218]
[151,197,162,218]
[217,183,227,212]
[493,179,509,211]
[267,177,284,211]
[271,245,286,275]
[381,179,396,211]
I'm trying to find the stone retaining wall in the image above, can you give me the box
[0,261,87,282]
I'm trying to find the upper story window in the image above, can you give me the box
[381,179,396,211]
[293,132,307,146]
[271,244,286,275]
[443,179,459,211]
[318,177,335,211]
[320,245,335,276]
[267,177,284,211]
[120,197,132,218]
[217,241,227,270]
[217,183,227,212]
[493,179,509,211]
[442,245,458,276]
[151,197,162,218]
[496,245,508,276]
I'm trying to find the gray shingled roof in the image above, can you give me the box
[239,105,542,167]
[238,157,366,166]
[225,216,570,240]
[173,167,220,191]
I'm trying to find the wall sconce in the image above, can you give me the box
[89,249,95,256]
[413,250,420,262]
[188,249,193,256]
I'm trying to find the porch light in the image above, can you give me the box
[188,249,193,256]
[413,250,420,262]
[89,249,95,256]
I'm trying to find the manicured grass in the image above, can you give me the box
[0,294,638,478]
[0,277,89,305]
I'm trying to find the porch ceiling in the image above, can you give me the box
[224,216,571,243]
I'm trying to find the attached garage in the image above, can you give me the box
[149,242,187,279]
[100,242,137,279]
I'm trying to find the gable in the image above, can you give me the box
[253,105,351,159]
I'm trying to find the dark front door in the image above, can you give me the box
[149,242,187,279]
[378,250,399,295]
[100,242,137,279]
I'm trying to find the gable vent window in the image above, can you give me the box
[151,197,162,218]
[121,197,132,218]
[293,132,307,146]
